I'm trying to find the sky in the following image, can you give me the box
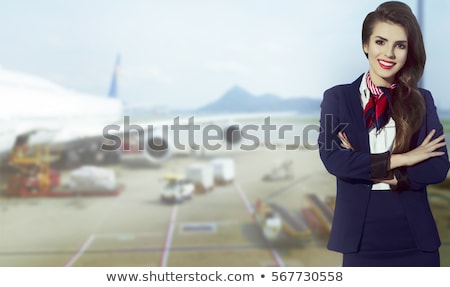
[0,0,449,111]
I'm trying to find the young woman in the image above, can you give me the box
[318,1,449,267]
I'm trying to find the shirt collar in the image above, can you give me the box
[359,72,370,98]
[359,72,371,108]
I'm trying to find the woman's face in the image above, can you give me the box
[363,21,408,87]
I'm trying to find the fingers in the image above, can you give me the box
[429,134,446,146]
[342,132,350,142]
[338,131,348,141]
[408,132,446,165]
[340,143,352,149]
[338,131,353,150]
[420,130,447,151]
[422,134,446,154]
[429,139,446,154]
[420,129,437,146]
[430,151,445,157]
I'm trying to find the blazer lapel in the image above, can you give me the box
[348,74,370,153]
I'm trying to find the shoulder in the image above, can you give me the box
[323,74,364,98]
[418,88,436,107]
[419,88,432,99]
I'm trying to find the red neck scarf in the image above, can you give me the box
[363,72,397,132]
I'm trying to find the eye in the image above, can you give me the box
[375,39,385,45]
[396,43,407,49]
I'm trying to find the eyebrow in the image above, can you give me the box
[375,36,408,44]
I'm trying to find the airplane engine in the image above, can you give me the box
[142,131,173,165]
[222,123,242,146]
[120,129,173,166]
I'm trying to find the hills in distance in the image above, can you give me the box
[127,84,450,118]
[193,85,450,118]
[195,85,321,115]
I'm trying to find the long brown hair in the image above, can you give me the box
[362,1,426,153]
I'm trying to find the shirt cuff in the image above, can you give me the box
[391,167,410,191]
[370,151,390,179]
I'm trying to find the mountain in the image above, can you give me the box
[195,85,321,114]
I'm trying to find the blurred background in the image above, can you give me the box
[0,0,449,267]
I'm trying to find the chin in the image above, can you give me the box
[374,71,397,84]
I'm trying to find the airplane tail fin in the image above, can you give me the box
[108,54,121,98]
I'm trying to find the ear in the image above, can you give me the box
[363,43,369,54]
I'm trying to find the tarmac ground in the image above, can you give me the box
[0,146,449,267]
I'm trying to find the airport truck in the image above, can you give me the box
[185,163,214,193]
[210,157,235,185]
[160,174,194,204]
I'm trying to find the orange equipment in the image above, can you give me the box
[6,144,60,197]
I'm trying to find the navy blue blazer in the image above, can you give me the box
[318,74,450,253]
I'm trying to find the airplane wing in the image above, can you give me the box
[108,111,299,166]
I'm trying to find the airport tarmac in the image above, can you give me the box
[0,146,449,267]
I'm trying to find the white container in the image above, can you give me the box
[185,163,214,192]
[69,165,117,191]
[210,158,235,184]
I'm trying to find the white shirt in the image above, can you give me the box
[359,73,396,190]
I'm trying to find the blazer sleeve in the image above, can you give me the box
[318,87,389,182]
[404,90,450,190]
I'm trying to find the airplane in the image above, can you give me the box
[0,56,244,170]
[0,56,124,169]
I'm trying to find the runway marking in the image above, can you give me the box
[160,205,178,267]
[64,231,165,266]
[64,234,95,267]
[269,249,285,267]
[233,181,285,267]
[234,182,254,214]
[181,223,217,233]
[94,232,163,239]
[64,194,122,267]
[0,243,276,257]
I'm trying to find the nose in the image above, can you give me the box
[385,45,396,59]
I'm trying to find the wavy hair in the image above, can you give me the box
[362,1,426,153]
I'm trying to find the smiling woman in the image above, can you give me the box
[363,22,408,86]
[318,1,449,267]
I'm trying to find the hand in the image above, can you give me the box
[374,176,398,186]
[338,131,354,150]
[372,169,398,186]
[390,129,446,169]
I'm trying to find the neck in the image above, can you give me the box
[368,70,395,88]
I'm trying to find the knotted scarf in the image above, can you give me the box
[363,72,397,132]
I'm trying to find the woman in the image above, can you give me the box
[318,1,449,267]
